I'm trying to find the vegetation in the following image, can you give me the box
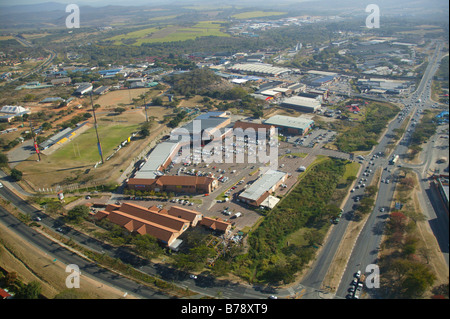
[327,101,400,153]
[0,269,42,299]
[229,157,348,284]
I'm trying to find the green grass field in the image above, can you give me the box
[231,11,287,19]
[50,124,140,164]
[107,21,229,45]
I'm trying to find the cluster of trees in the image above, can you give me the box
[164,68,222,96]
[171,229,217,272]
[60,112,92,130]
[94,218,163,259]
[334,102,400,153]
[168,110,188,128]
[230,158,347,284]
[0,271,42,299]
[379,210,436,298]
[407,110,438,159]
[353,185,378,221]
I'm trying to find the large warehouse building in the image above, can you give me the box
[263,115,314,136]
[135,141,181,179]
[280,95,322,113]
[228,63,292,77]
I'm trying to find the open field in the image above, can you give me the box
[107,21,229,46]
[94,88,155,108]
[231,11,287,19]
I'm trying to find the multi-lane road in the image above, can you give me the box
[334,41,448,299]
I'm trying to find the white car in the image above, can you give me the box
[0,182,3,188]
[189,274,198,280]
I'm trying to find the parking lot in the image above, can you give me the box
[106,126,345,234]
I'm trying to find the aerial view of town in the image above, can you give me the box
[0,0,448,308]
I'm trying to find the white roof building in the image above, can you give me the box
[239,169,287,205]
[228,63,291,77]
[0,105,28,114]
[135,141,181,179]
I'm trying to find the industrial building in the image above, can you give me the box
[280,95,322,113]
[263,115,314,136]
[238,169,288,207]
[228,63,291,77]
[134,141,181,179]
[74,83,93,95]
[357,78,411,94]
[233,121,276,139]
[0,105,31,122]
[173,112,231,146]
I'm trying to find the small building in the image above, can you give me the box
[93,86,110,95]
[51,77,71,86]
[75,83,93,95]
[200,216,232,233]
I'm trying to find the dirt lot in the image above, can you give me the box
[0,220,137,299]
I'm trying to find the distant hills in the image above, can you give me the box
[0,0,447,30]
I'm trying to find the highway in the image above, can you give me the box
[300,41,447,299]
[335,41,448,299]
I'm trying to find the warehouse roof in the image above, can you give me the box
[228,63,291,76]
[264,115,314,131]
[239,169,287,202]
[281,96,321,110]
[135,141,180,179]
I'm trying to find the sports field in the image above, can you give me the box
[50,123,140,164]
[107,21,229,45]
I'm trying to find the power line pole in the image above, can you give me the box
[29,116,41,161]
[90,92,104,164]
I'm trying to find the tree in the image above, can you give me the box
[16,281,42,299]
[66,205,89,224]
[0,152,8,167]
[10,168,23,181]
[114,107,126,114]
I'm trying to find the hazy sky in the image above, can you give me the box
[1,0,315,7]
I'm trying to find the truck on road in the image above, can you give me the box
[390,154,399,165]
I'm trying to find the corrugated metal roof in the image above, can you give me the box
[264,115,314,131]
[239,169,287,201]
